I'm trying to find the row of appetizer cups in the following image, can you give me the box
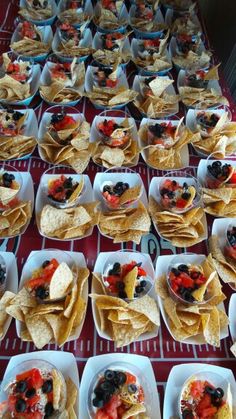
[1,350,235,418]
[0,105,231,162]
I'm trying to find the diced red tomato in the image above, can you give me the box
[179,272,194,288]
[196,393,211,410]
[138,386,145,403]
[199,406,217,418]
[95,411,110,419]
[25,368,43,390]
[137,267,146,277]
[7,394,17,412]
[26,394,41,407]
[230,172,236,184]
[125,372,136,384]
[52,115,76,131]
[106,79,118,88]
[176,198,188,209]
[189,380,205,399]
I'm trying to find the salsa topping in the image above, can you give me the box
[59,22,81,44]
[225,226,236,262]
[25,258,74,301]
[103,260,148,299]
[101,0,118,15]
[50,62,72,82]
[102,32,124,51]
[50,113,77,131]
[148,122,177,148]
[142,38,160,54]
[102,181,129,208]
[196,112,220,134]
[135,3,154,20]
[3,367,63,418]
[176,34,198,55]
[206,161,235,188]
[47,175,80,203]
[160,179,196,211]
[6,61,32,83]
[181,379,226,418]
[92,368,145,418]
[169,263,208,303]
[19,21,41,41]
[94,67,118,88]
[97,119,130,147]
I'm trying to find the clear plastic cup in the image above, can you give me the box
[225,221,236,263]
[147,117,182,148]
[194,106,232,138]
[94,109,134,148]
[101,250,154,301]
[0,163,22,210]
[158,170,202,214]
[175,33,201,56]
[87,361,151,419]
[1,51,34,83]
[22,248,76,303]
[90,60,121,90]
[129,4,155,28]
[167,254,214,305]
[40,165,85,209]
[99,167,143,210]
[179,371,230,418]
[138,71,173,97]
[1,359,66,416]
[45,104,83,133]
[204,152,234,189]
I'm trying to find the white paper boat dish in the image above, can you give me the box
[149,176,208,244]
[57,0,93,28]
[129,6,165,39]
[131,38,172,76]
[35,173,94,241]
[0,252,18,341]
[0,108,38,161]
[0,350,79,416]
[16,250,88,342]
[79,353,161,419]
[186,108,231,156]
[0,171,34,239]
[19,0,58,26]
[155,253,229,344]
[11,24,53,62]
[91,251,159,343]
[89,115,139,167]
[52,27,93,62]
[93,170,148,211]
[85,64,130,109]
[132,74,179,117]
[93,3,129,33]
[39,62,83,106]
[164,363,236,419]
[229,293,236,342]
[0,63,41,106]
[138,118,189,169]
[38,110,86,163]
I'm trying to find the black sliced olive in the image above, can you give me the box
[104,370,115,381]
[15,380,27,393]
[42,379,53,394]
[128,384,137,394]
[15,399,27,413]
[25,388,36,399]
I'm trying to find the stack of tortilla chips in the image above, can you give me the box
[11,24,51,57]
[38,118,92,173]
[139,118,200,169]
[0,201,32,238]
[173,50,211,70]
[98,201,151,244]
[91,273,160,347]
[39,202,100,240]
[156,255,228,346]
[133,32,171,73]
[2,266,89,349]
[202,188,236,217]
[93,2,127,31]
[149,196,206,247]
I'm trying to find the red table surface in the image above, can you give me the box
[0,0,236,415]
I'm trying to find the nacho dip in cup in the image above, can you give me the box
[100,167,143,210]
[0,164,22,211]
[22,249,76,303]
[88,362,150,419]
[92,63,120,89]
[102,250,154,300]
[0,359,66,418]
[205,157,236,189]
[147,118,183,148]
[179,371,232,418]
[0,107,27,137]
[167,254,215,305]
[194,108,231,138]
[225,222,236,263]
[185,68,209,89]
[41,166,85,209]
[95,110,133,149]
[158,171,201,213]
